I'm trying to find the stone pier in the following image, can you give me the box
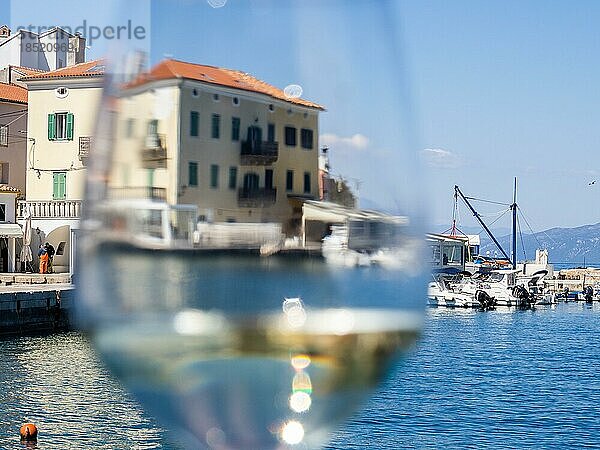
[0,276,74,335]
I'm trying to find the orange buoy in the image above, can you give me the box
[20,423,38,441]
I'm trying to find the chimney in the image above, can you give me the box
[0,25,11,44]
[68,33,86,66]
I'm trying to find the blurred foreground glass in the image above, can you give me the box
[78,1,427,448]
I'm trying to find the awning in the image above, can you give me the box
[302,200,408,224]
[0,223,23,238]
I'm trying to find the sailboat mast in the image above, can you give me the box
[511,177,517,269]
[454,185,512,262]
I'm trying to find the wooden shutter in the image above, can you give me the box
[53,172,66,200]
[48,114,55,140]
[66,113,74,140]
[59,173,66,199]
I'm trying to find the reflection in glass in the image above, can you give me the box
[78,1,426,448]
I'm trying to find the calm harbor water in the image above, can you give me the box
[1,302,599,449]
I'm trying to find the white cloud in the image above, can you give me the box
[320,133,370,151]
[420,148,462,169]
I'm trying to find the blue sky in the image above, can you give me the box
[4,1,600,231]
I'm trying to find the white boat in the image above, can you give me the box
[427,273,481,308]
[477,269,535,308]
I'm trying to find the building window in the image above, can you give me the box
[301,128,314,149]
[211,114,220,139]
[213,93,220,102]
[229,166,237,189]
[48,112,74,141]
[0,162,8,184]
[148,119,158,135]
[284,126,296,146]
[53,172,66,200]
[190,111,199,137]
[55,87,68,98]
[192,88,199,97]
[0,204,5,222]
[189,162,198,187]
[231,117,240,141]
[247,125,262,143]
[125,118,135,138]
[265,169,274,190]
[243,173,259,190]
[304,172,311,193]
[210,164,219,188]
[286,170,294,191]
[232,97,240,106]
[0,125,8,147]
[268,104,274,113]
[267,123,275,143]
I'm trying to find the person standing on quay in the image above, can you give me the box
[38,245,48,274]
[44,242,55,274]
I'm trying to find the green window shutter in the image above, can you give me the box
[210,164,219,188]
[66,113,74,140]
[48,114,56,140]
[229,166,237,189]
[189,162,198,186]
[231,117,240,141]
[53,172,66,200]
[190,111,199,137]
[60,173,66,199]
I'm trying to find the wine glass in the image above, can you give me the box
[77,1,427,448]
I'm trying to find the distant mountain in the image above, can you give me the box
[479,222,600,267]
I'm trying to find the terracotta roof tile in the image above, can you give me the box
[20,59,105,81]
[0,83,27,104]
[128,59,324,110]
[11,66,45,76]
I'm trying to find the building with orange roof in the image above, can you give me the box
[0,80,27,272]
[112,59,324,232]
[17,59,103,273]
[0,81,28,199]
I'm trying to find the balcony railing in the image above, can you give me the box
[17,200,82,219]
[240,140,279,165]
[141,133,167,169]
[237,188,277,207]
[107,186,167,201]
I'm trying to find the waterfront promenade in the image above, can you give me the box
[0,274,74,335]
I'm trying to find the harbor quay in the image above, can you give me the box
[0,274,73,335]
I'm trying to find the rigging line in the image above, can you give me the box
[477,207,514,218]
[517,206,554,247]
[517,214,527,260]
[464,196,511,206]
[486,207,511,227]
[472,207,511,236]
[520,211,544,250]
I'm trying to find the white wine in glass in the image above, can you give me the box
[78,1,426,448]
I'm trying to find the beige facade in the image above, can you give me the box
[19,62,103,272]
[112,76,321,234]
[24,79,101,201]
